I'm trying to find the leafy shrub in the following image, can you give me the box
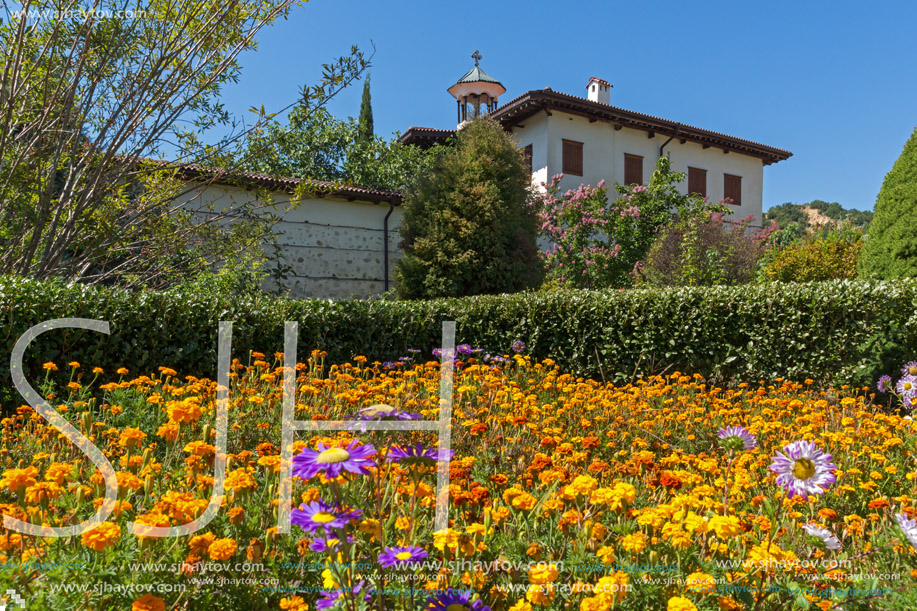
[639,210,774,286]
[859,127,917,278]
[536,156,708,288]
[2,276,916,409]
[395,117,543,298]
[761,224,863,282]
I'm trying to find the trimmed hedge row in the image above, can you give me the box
[1,277,915,404]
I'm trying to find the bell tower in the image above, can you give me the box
[447,50,506,128]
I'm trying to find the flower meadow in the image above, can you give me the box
[0,352,916,611]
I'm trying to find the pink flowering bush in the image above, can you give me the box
[536,156,709,288]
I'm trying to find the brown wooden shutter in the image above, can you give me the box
[624,154,643,185]
[724,174,742,205]
[522,144,533,174]
[562,139,583,176]
[688,167,707,197]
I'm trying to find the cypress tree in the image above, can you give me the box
[859,127,917,278]
[358,75,373,141]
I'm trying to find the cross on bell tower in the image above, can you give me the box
[447,52,506,128]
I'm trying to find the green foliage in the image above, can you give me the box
[536,156,710,288]
[244,106,438,192]
[859,127,917,278]
[358,75,374,141]
[2,276,916,410]
[639,209,774,286]
[395,117,543,299]
[764,203,809,240]
[0,0,369,288]
[762,224,863,283]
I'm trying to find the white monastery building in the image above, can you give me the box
[402,54,792,223]
[182,54,791,299]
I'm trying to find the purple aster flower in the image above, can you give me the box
[877,375,893,393]
[432,348,443,358]
[292,439,376,480]
[802,523,841,551]
[290,501,363,535]
[511,340,525,354]
[717,425,757,451]
[456,344,474,355]
[316,582,371,610]
[426,589,491,611]
[386,443,454,467]
[897,513,917,549]
[309,535,353,552]
[352,404,421,421]
[769,440,837,500]
[902,362,917,377]
[378,545,428,568]
[897,375,917,397]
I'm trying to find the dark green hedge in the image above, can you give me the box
[1,277,915,405]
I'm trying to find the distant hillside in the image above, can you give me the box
[764,200,873,239]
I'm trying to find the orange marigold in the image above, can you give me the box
[208,538,237,560]
[81,522,121,551]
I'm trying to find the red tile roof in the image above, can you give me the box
[400,88,792,164]
[173,162,402,204]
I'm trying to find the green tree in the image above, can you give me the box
[859,127,917,278]
[395,117,543,299]
[358,75,374,141]
[0,0,368,288]
[244,106,437,191]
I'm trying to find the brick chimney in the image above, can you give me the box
[586,77,612,105]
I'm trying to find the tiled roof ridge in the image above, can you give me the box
[492,89,792,158]
[172,162,403,202]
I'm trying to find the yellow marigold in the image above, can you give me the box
[208,538,237,560]
[668,596,698,611]
[117,367,130,375]
[81,522,121,551]
[709,515,743,539]
[119,427,147,450]
[25,481,63,505]
[224,468,258,492]
[157,421,179,442]
[166,399,202,423]
[596,545,615,564]
[508,600,533,611]
[68,361,80,368]
[132,593,166,611]
[189,532,216,556]
[279,596,309,611]
[44,462,75,485]
[620,532,646,553]
[526,583,556,605]
[562,475,598,499]
[43,362,58,371]
[0,466,38,493]
[529,562,559,584]
[183,440,216,456]
[684,512,709,534]
[511,491,538,511]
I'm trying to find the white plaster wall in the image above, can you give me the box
[175,183,402,299]
[515,110,766,223]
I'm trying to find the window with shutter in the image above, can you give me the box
[724,174,742,205]
[562,140,583,176]
[522,144,533,174]
[688,167,707,197]
[624,154,643,185]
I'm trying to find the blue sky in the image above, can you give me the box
[221,0,917,211]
